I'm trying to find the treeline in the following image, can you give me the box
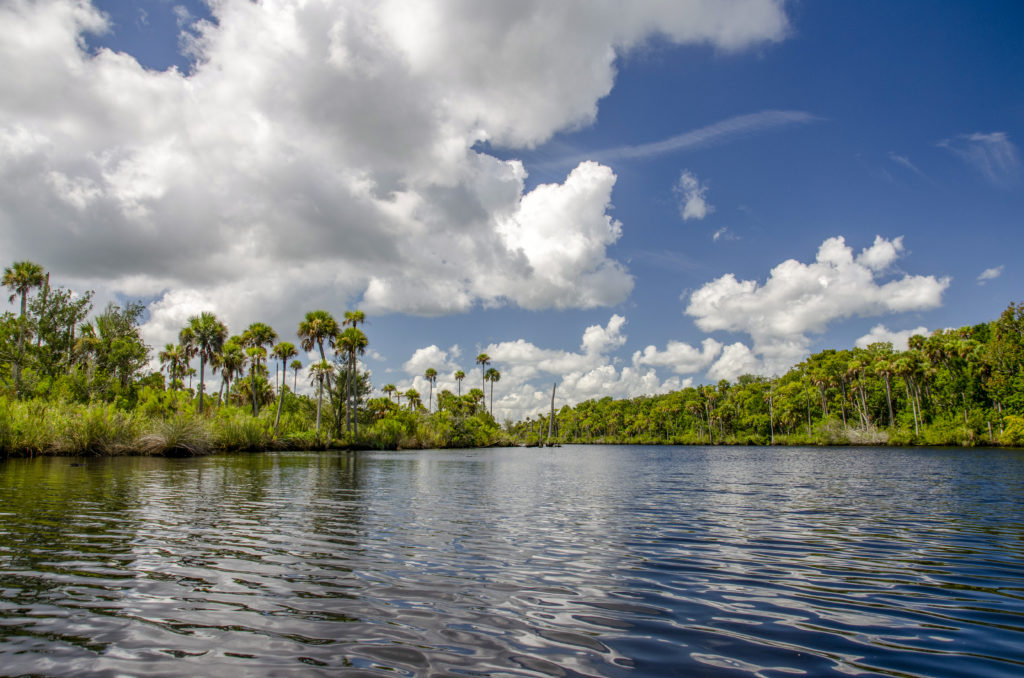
[0,261,506,456]
[511,302,1024,448]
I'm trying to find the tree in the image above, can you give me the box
[290,359,303,392]
[424,367,438,412]
[184,312,228,414]
[336,326,368,434]
[404,388,421,411]
[298,310,339,434]
[3,260,46,389]
[484,367,500,415]
[74,301,150,395]
[242,322,277,416]
[272,341,298,431]
[219,338,246,406]
[158,343,186,390]
[383,383,396,401]
[476,353,490,393]
[454,370,465,396]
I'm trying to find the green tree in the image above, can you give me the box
[298,310,339,434]
[454,369,465,396]
[185,312,228,414]
[424,367,438,412]
[484,367,500,415]
[218,338,246,406]
[272,341,298,431]
[476,353,490,393]
[241,322,277,416]
[290,359,302,393]
[336,326,368,434]
[3,260,46,389]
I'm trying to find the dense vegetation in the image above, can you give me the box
[510,303,1024,448]
[3,259,1023,456]
[0,261,506,456]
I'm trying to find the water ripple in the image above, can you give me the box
[1,446,1023,676]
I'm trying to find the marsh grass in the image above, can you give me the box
[136,416,213,456]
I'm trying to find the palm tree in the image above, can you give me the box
[290,359,302,392]
[454,370,465,396]
[184,312,228,414]
[308,360,333,428]
[484,367,500,415]
[242,322,277,416]
[404,388,421,411]
[272,341,298,431]
[382,383,396,401]
[298,310,339,434]
[424,367,438,412]
[476,353,490,393]
[336,326,368,435]
[219,339,246,406]
[3,260,46,388]
[343,309,365,329]
[158,343,186,390]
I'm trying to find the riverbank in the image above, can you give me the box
[0,395,511,457]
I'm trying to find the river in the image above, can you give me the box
[1,445,1022,677]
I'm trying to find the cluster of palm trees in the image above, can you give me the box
[409,352,501,415]
[156,308,370,436]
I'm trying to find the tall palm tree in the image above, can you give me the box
[476,353,490,393]
[158,343,186,390]
[484,367,500,415]
[382,383,396,401]
[454,370,465,396]
[342,311,367,434]
[308,360,333,428]
[337,326,368,435]
[272,341,298,431]
[298,310,339,434]
[424,367,438,412]
[242,322,277,416]
[184,312,228,414]
[3,260,46,388]
[290,359,302,392]
[219,338,246,406]
[404,388,421,411]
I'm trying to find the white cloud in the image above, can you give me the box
[397,314,683,418]
[977,265,1003,284]
[855,324,929,350]
[686,235,949,374]
[585,109,815,163]
[938,132,1020,186]
[712,226,737,242]
[0,0,790,353]
[707,342,762,382]
[675,169,713,221]
[888,152,927,179]
[633,338,722,374]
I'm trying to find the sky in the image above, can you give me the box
[1,0,1022,420]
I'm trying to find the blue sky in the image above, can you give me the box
[1,1,1021,418]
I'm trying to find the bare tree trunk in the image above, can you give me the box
[547,382,557,445]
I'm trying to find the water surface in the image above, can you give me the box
[1,446,1022,676]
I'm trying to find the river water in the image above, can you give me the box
[0,446,1022,677]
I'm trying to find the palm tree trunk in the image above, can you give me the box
[251,365,258,417]
[14,290,27,387]
[198,355,206,414]
[316,376,323,434]
[274,377,285,433]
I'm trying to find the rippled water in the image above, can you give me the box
[1,446,1023,677]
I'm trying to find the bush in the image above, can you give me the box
[136,416,212,456]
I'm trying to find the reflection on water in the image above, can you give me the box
[1,446,1023,677]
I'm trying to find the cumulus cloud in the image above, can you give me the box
[633,337,722,374]
[0,0,790,352]
[938,132,1020,186]
[855,324,929,350]
[686,235,949,373]
[707,342,762,382]
[394,314,683,418]
[675,169,713,221]
[977,265,1003,284]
